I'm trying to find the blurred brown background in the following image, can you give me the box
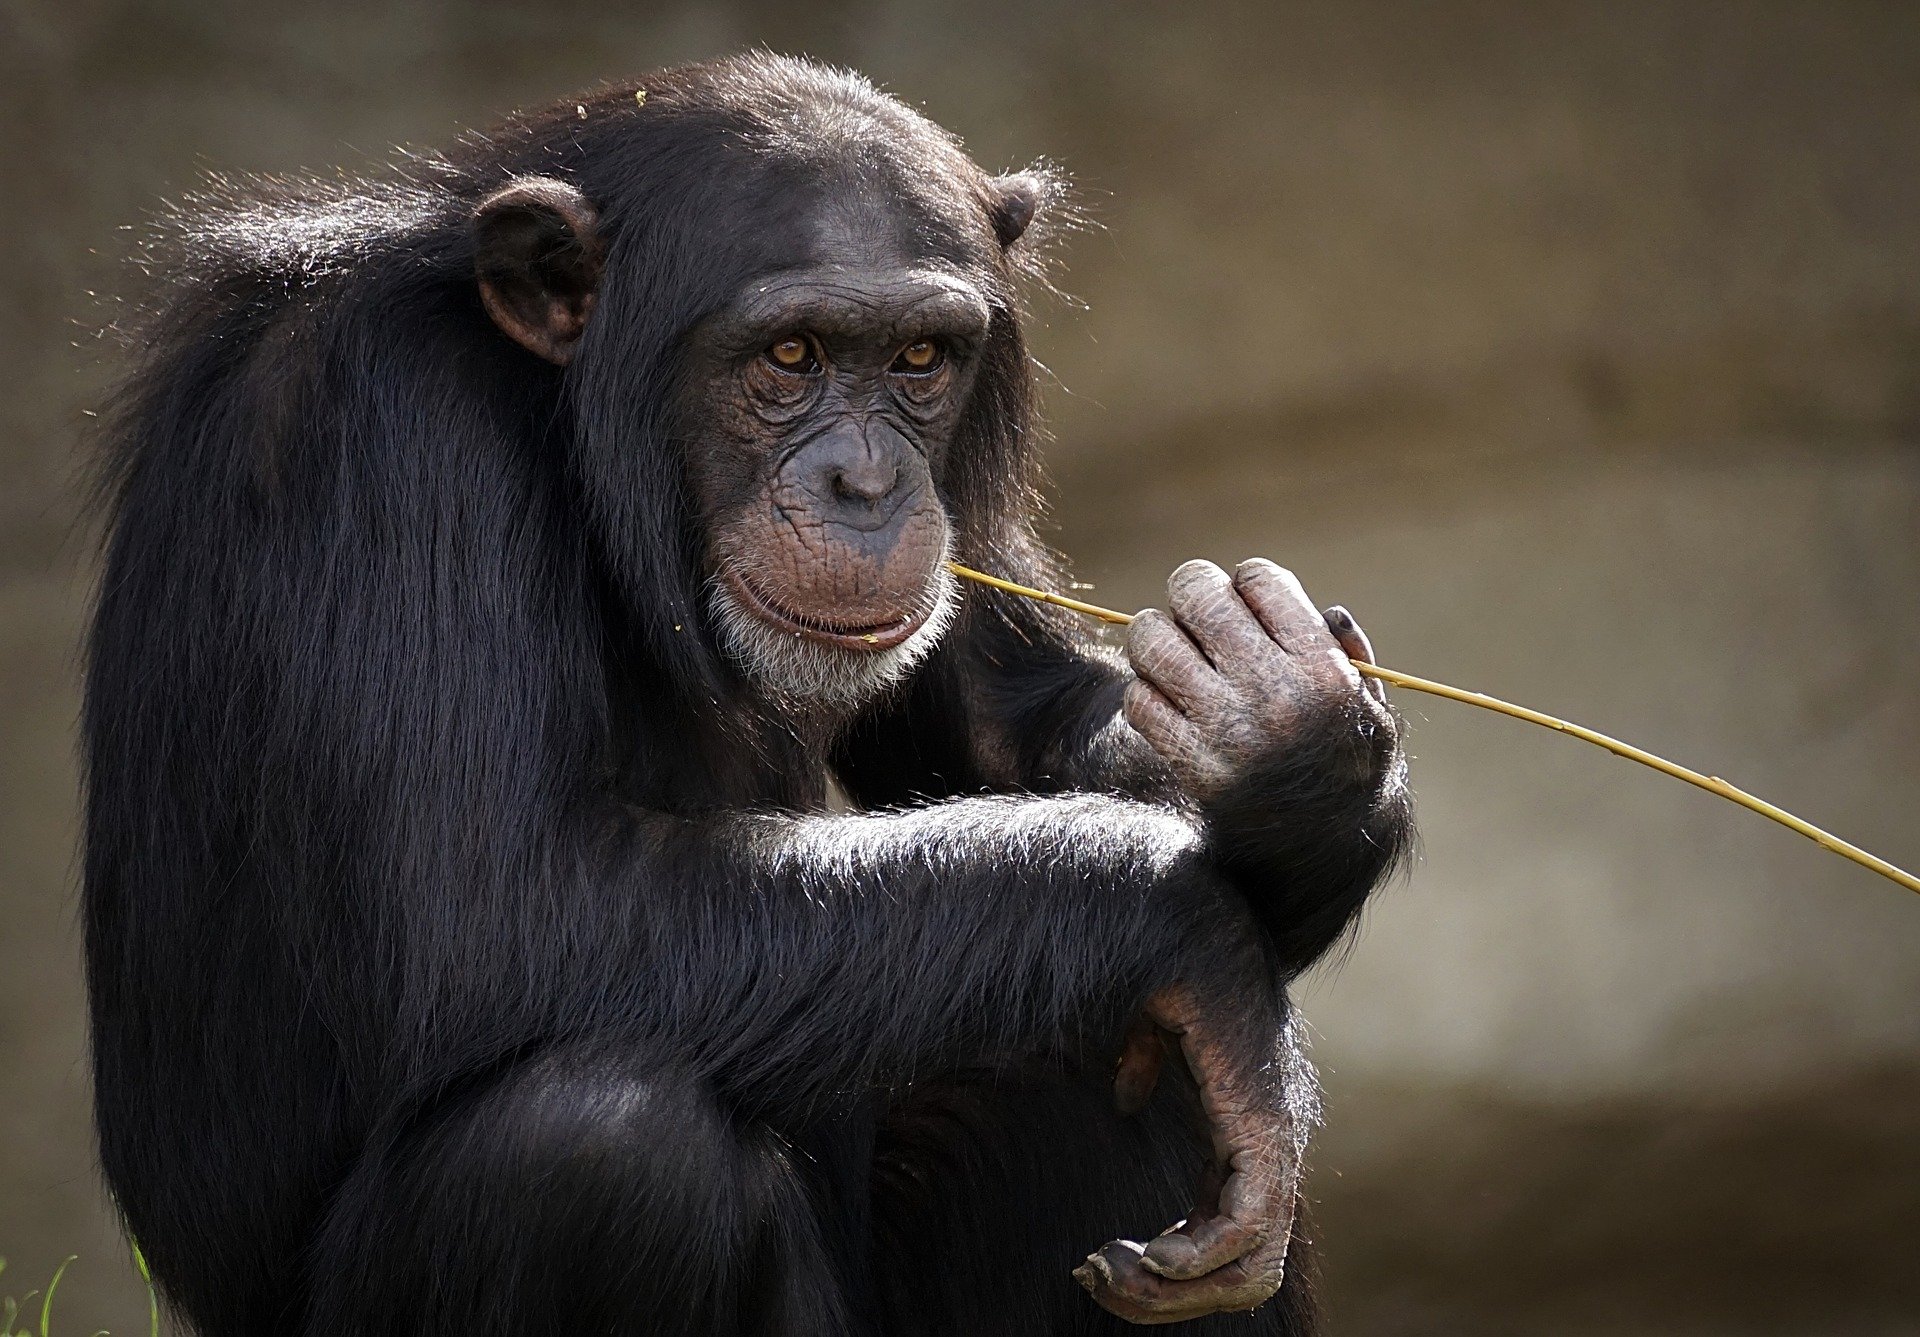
[3,2,1917,1332]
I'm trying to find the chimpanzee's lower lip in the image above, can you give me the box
[724,570,926,651]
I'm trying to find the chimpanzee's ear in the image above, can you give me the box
[472,176,605,366]
[986,171,1046,248]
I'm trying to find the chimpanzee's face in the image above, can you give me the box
[472,159,1040,709]
[677,231,994,706]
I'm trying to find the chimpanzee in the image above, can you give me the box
[84,53,1411,1335]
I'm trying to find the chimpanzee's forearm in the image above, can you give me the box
[592,794,1281,1123]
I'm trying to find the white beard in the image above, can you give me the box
[705,560,959,713]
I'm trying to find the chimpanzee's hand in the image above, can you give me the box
[1121,559,1391,806]
[1074,983,1312,1323]
[1081,558,1394,1323]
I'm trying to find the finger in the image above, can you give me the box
[1165,559,1274,674]
[1076,1240,1222,1324]
[1321,605,1374,665]
[1324,604,1387,703]
[1124,609,1220,715]
[1113,1016,1170,1115]
[1237,559,1367,695]
[1074,1239,1279,1324]
[1135,984,1304,1282]
[1121,678,1202,754]
[1232,559,1335,657]
[1140,1147,1291,1280]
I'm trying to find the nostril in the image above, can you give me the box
[831,460,897,504]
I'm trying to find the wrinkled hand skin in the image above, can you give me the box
[1074,984,1314,1323]
[1121,558,1392,807]
[1077,558,1391,1323]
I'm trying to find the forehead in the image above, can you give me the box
[695,148,1000,346]
[710,83,1000,269]
[670,83,1009,342]
[800,156,991,271]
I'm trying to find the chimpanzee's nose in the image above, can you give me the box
[829,449,897,505]
[806,426,902,513]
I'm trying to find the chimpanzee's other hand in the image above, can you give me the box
[1122,559,1391,806]
[1076,984,1311,1323]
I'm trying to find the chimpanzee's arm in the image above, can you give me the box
[819,561,1408,1321]
[835,562,1413,975]
[584,793,1276,1123]
[579,790,1316,1323]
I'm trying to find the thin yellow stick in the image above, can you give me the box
[944,561,1920,897]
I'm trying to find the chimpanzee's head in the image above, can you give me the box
[468,57,1054,709]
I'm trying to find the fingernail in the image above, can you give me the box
[1074,1254,1111,1290]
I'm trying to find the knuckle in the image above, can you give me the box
[1124,615,1168,658]
[1244,560,1307,602]
[1128,636,1178,678]
[1182,591,1240,634]
[1127,608,1171,640]
[1121,681,1163,727]
[1237,556,1293,583]
[1168,559,1230,603]
[1171,557,1227,584]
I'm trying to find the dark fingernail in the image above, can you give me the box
[1324,605,1355,631]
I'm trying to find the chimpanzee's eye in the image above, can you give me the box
[765,336,819,374]
[892,340,944,374]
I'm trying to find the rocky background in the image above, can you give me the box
[3,2,1916,1332]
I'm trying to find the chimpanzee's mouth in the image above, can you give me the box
[722,568,928,651]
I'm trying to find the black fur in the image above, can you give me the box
[83,54,1412,1336]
